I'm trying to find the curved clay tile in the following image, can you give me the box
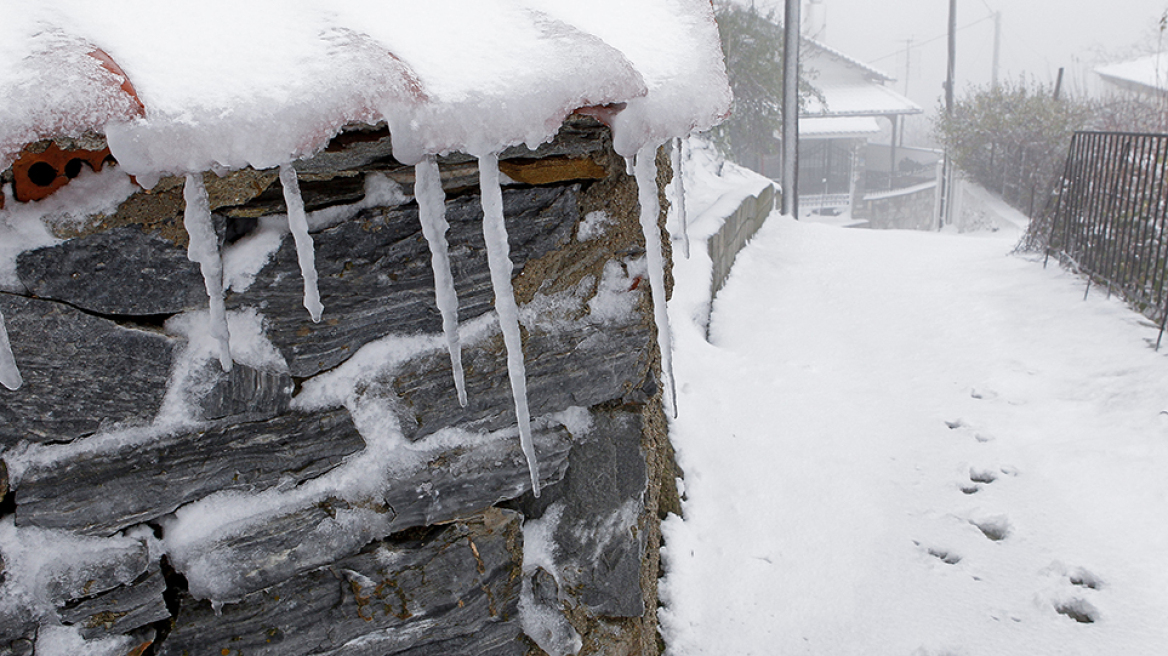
[0,33,145,174]
[3,46,143,203]
[10,142,115,203]
[87,48,146,116]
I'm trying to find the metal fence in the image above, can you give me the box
[1045,131,1168,346]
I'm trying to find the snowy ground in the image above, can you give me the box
[660,179,1168,654]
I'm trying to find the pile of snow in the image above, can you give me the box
[0,0,729,174]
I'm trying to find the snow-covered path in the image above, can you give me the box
[661,217,1168,655]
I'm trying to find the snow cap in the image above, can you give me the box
[0,0,730,176]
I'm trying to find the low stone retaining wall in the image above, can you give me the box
[707,183,776,300]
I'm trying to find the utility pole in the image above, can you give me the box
[992,11,1001,88]
[781,0,801,217]
[946,0,956,114]
[903,37,913,97]
[938,0,957,229]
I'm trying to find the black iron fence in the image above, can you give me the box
[1045,131,1168,346]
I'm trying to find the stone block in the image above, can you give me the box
[0,294,176,447]
[15,408,365,535]
[553,410,648,618]
[392,316,653,442]
[16,224,208,316]
[157,508,526,656]
[59,567,169,639]
[196,362,293,422]
[231,184,577,378]
[171,423,574,601]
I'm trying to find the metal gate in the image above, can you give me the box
[1045,131,1168,344]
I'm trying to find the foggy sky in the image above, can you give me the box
[754,0,1168,112]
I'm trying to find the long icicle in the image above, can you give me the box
[671,137,691,259]
[280,163,324,322]
[478,152,540,497]
[183,173,232,372]
[416,156,468,406]
[634,143,678,417]
[0,309,22,390]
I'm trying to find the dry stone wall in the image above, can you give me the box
[0,116,678,656]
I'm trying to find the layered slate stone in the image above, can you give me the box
[0,293,175,447]
[59,567,169,639]
[525,410,649,618]
[16,224,208,316]
[40,537,154,606]
[15,408,364,535]
[196,362,293,422]
[392,312,653,442]
[231,185,577,378]
[157,509,525,656]
[0,603,36,656]
[171,423,575,601]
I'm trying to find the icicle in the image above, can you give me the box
[634,144,678,417]
[280,163,324,322]
[415,156,467,407]
[671,137,691,259]
[0,310,22,391]
[478,152,541,497]
[183,173,232,372]
[624,156,635,177]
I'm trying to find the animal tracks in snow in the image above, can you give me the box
[963,465,1019,493]
[912,539,964,565]
[943,417,995,443]
[922,406,1110,630]
[1039,562,1106,623]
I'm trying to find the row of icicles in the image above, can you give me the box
[0,138,691,497]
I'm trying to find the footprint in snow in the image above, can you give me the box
[968,514,1011,541]
[969,387,999,401]
[1068,567,1104,590]
[1041,561,1105,590]
[926,547,963,565]
[961,465,1016,494]
[1036,563,1104,623]
[969,467,999,484]
[913,540,962,565]
[959,482,981,495]
[944,419,994,442]
[1054,597,1101,624]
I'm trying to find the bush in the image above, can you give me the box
[933,80,1092,219]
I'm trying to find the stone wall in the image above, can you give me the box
[855,181,939,231]
[707,184,776,301]
[0,116,678,656]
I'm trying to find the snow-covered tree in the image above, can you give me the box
[707,3,818,167]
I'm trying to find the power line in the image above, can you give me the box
[868,14,993,64]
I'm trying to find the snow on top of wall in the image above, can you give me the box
[0,0,731,176]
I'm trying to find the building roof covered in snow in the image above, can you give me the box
[800,36,921,120]
[799,115,881,139]
[1096,53,1168,96]
[0,0,732,182]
